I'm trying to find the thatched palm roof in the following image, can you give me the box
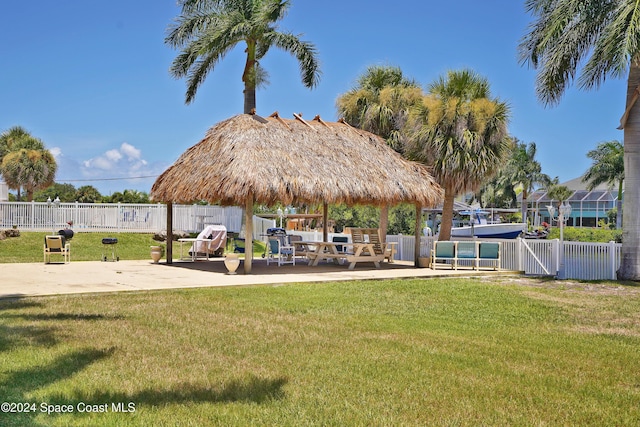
[151,113,442,207]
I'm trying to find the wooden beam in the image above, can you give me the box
[269,111,291,131]
[166,202,173,265]
[293,112,314,129]
[323,202,328,242]
[414,204,422,267]
[312,114,331,128]
[244,194,254,274]
[379,205,389,243]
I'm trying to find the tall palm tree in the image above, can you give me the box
[336,65,423,237]
[583,140,625,229]
[407,69,512,241]
[166,0,321,114]
[0,126,41,162]
[500,140,551,224]
[1,148,57,201]
[0,127,54,201]
[336,65,423,151]
[519,0,640,280]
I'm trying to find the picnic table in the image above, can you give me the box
[299,241,390,270]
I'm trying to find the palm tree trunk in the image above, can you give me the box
[618,65,640,280]
[616,180,623,229]
[521,189,528,227]
[438,185,455,241]
[242,40,257,115]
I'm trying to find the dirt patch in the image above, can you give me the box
[479,275,640,338]
[480,275,640,296]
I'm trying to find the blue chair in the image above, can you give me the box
[266,236,295,266]
[233,238,246,253]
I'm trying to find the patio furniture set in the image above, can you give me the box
[266,227,397,270]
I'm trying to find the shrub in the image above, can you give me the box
[547,226,622,243]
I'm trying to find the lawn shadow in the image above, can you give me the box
[0,298,43,309]
[45,374,288,411]
[4,312,125,321]
[0,347,115,427]
[0,306,123,354]
[0,324,58,352]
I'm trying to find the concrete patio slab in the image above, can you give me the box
[0,258,514,299]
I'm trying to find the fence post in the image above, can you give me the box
[517,238,523,271]
[553,239,560,277]
[31,200,35,229]
[609,241,617,280]
[117,202,121,232]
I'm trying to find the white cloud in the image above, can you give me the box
[82,142,145,172]
[104,149,123,162]
[52,143,168,194]
[50,147,62,158]
[120,142,142,161]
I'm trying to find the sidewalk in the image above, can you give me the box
[1,258,512,298]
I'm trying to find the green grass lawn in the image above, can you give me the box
[1,276,639,426]
[0,232,266,263]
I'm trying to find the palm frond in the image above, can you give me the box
[269,32,321,88]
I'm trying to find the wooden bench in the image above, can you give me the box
[430,241,501,270]
[349,228,396,263]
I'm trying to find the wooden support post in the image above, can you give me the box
[323,203,328,242]
[380,205,389,243]
[244,194,253,273]
[166,202,173,264]
[414,204,422,267]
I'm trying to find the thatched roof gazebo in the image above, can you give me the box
[151,112,443,273]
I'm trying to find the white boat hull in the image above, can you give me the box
[450,223,526,239]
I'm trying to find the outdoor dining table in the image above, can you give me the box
[298,241,383,269]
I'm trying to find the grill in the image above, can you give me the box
[101,237,119,262]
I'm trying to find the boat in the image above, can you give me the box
[450,210,526,239]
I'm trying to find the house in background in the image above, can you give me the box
[521,176,624,228]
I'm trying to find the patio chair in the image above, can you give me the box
[44,235,70,264]
[288,234,310,262]
[233,238,246,253]
[266,236,295,266]
[350,228,394,261]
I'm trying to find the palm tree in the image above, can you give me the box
[166,0,321,114]
[500,140,551,224]
[519,0,640,280]
[1,148,57,201]
[0,126,45,164]
[336,65,423,237]
[407,69,512,241]
[0,127,55,201]
[582,140,625,229]
[336,65,423,152]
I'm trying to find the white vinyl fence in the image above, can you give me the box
[0,202,243,234]
[386,235,622,281]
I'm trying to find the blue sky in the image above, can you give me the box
[0,1,625,196]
